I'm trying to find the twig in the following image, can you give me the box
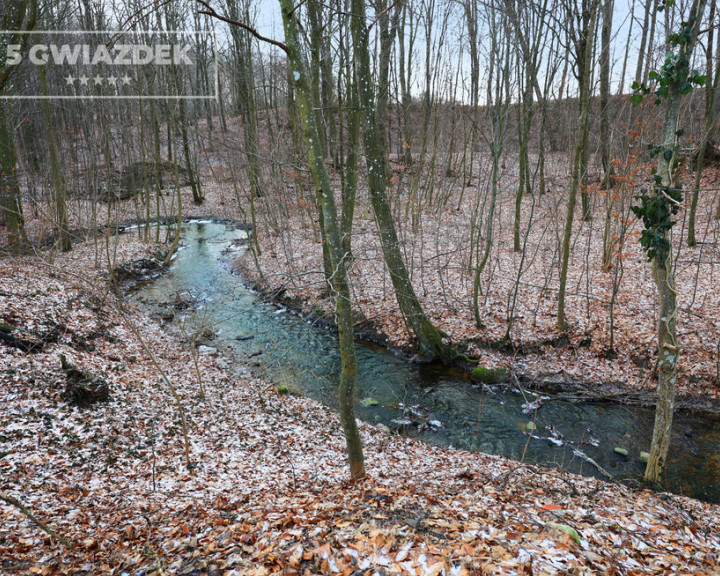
[0,492,74,549]
[368,0,400,32]
[194,0,288,53]
[661,190,683,206]
[115,0,174,37]
[572,449,613,480]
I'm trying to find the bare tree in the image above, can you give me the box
[351,0,451,361]
[557,0,599,331]
[0,0,38,254]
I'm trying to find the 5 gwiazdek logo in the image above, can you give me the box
[1,30,216,99]
[6,43,193,66]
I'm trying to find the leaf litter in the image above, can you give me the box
[1,237,719,575]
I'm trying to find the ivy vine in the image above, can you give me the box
[631,183,682,263]
[629,7,706,264]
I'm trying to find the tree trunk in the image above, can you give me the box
[351,0,449,361]
[646,255,678,482]
[340,19,360,257]
[558,0,599,331]
[179,95,202,204]
[279,0,365,479]
[166,8,202,205]
[688,0,715,246]
[472,27,508,328]
[599,0,614,190]
[374,0,400,178]
[39,66,71,252]
[226,0,264,255]
[600,0,615,269]
[515,80,532,252]
[397,3,415,167]
[163,116,183,267]
[579,1,599,223]
[644,0,706,484]
[462,0,479,189]
[0,0,38,253]
[0,102,28,253]
[634,0,652,86]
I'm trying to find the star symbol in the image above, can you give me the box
[93,75,103,85]
[78,75,89,86]
[106,75,117,85]
[120,74,132,86]
[65,75,75,85]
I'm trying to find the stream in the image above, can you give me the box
[129,220,720,503]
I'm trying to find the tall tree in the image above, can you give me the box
[472,2,511,329]
[225,0,264,256]
[166,6,203,205]
[599,0,614,190]
[557,0,599,331]
[277,0,365,479]
[630,0,707,484]
[505,0,547,252]
[372,0,401,178]
[462,0,479,189]
[337,0,360,257]
[687,0,716,246]
[351,0,450,361]
[0,0,37,254]
[397,1,416,167]
[38,66,71,252]
[635,0,657,86]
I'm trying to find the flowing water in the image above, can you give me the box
[130,221,720,502]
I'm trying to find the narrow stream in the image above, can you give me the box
[130,221,720,503]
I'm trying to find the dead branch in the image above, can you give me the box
[0,492,74,549]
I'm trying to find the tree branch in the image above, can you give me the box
[194,0,288,53]
[368,0,401,32]
[0,492,74,549]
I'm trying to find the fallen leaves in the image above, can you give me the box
[1,216,720,575]
[241,162,720,410]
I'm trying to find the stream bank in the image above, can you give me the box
[235,247,720,418]
[129,220,720,503]
[2,223,720,575]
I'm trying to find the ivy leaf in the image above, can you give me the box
[547,521,582,545]
[630,93,644,106]
[692,72,707,86]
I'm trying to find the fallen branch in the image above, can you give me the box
[0,325,44,353]
[0,492,74,549]
[572,449,613,480]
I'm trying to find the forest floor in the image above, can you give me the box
[10,120,720,413]
[231,162,720,415]
[2,190,720,574]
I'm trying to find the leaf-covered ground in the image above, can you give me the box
[2,235,719,575]
[236,161,720,413]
